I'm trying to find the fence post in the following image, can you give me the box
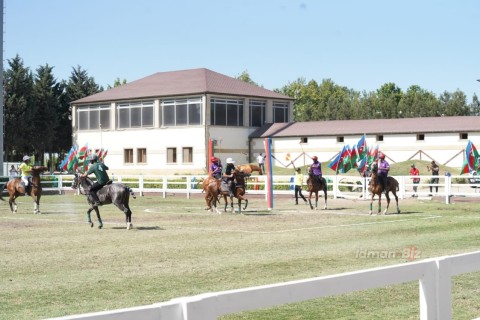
[163,176,167,198]
[57,175,63,194]
[139,175,144,197]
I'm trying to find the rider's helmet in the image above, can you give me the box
[210,156,218,163]
[226,157,235,164]
[23,155,30,162]
[379,153,385,160]
[312,156,318,161]
[89,153,99,162]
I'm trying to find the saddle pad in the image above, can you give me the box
[220,181,230,193]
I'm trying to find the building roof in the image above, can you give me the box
[72,68,293,104]
[249,116,480,138]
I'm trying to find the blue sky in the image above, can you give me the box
[4,0,479,100]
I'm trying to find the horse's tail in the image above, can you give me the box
[0,183,6,201]
[127,187,136,199]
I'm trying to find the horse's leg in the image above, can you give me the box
[315,191,319,210]
[377,194,382,215]
[369,194,374,215]
[86,208,94,228]
[394,191,400,214]
[9,194,16,213]
[230,196,234,213]
[94,207,103,229]
[323,189,327,210]
[308,191,314,210]
[383,192,391,215]
[32,193,41,214]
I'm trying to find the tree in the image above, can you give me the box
[65,66,103,103]
[3,55,35,161]
[32,64,64,164]
[438,90,469,117]
[235,70,259,86]
[107,77,127,89]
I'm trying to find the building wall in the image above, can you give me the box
[252,132,480,169]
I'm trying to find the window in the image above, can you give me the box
[337,136,344,143]
[249,100,266,127]
[77,104,110,130]
[124,149,133,164]
[460,133,468,140]
[137,148,147,163]
[167,148,177,164]
[376,135,384,142]
[301,137,308,143]
[182,147,193,164]
[210,98,243,126]
[417,134,425,141]
[117,101,154,129]
[273,102,289,123]
[162,98,202,126]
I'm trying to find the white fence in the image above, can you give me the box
[4,173,478,203]
[49,250,480,320]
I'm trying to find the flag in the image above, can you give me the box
[328,146,344,173]
[357,156,367,174]
[77,144,89,165]
[356,134,367,159]
[367,145,379,166]
[350,144,359,168]
[66,147,78,172]
[460,159,472,175]
[340,145,352,173]
[100,149,108,161]
[465,140,480,171]
[59,146,75,171]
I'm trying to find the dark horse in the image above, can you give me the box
[72,173,136,229]
[1,166,48,214]
[306,176,328,210]
[368,166,400,215]
[205,169,248,213]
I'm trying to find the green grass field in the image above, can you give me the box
[1,192,480,320]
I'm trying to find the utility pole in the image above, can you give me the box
[0,0,4,176]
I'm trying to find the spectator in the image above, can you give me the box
[9,165,18,181]
[257,153,266,173]
[294,168,307,205]
[409,164,420,197]
[427,160,439,194]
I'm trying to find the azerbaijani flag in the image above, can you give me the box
[340,145,352,173]
[328,145,344,173]
[356,134,367,159]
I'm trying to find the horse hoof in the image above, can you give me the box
[89,222,94,228]
[369,211,372,215]
[98,225,103,229]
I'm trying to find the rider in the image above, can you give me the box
[81,153,110,206]
[223,157,236,197]
[209,157,223,179]
[19,155,33,194]
[309,156,322,186]
[377,153,390,193]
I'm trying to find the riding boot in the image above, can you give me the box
[91,192,101,206]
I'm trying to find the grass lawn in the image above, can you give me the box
[1,192,480,319]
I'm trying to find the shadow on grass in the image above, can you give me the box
[111,226,165,230]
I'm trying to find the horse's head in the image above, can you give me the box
[72,173,80,189]
[31,166,49,175]
[71,173,91,190]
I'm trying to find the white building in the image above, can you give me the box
[71,68,294,174]
[71,68,480,174]
[249,117,480,169]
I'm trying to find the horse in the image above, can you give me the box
[201,174,222,213]
[368,169,400,215]
[218,169,249,213]
[236,163,263,175]
[71,173,136,229]
[0,166,48,214]
[306,176,328,210]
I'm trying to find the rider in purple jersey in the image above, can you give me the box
[377,153,390,193]
[309,156,322,186]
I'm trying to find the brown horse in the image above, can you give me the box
[1,166,48,214]
[368,170,400,215]
[219,169,249,213]
[236,163,263,175]
[201,174,222,213]
[307,176,328,210]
